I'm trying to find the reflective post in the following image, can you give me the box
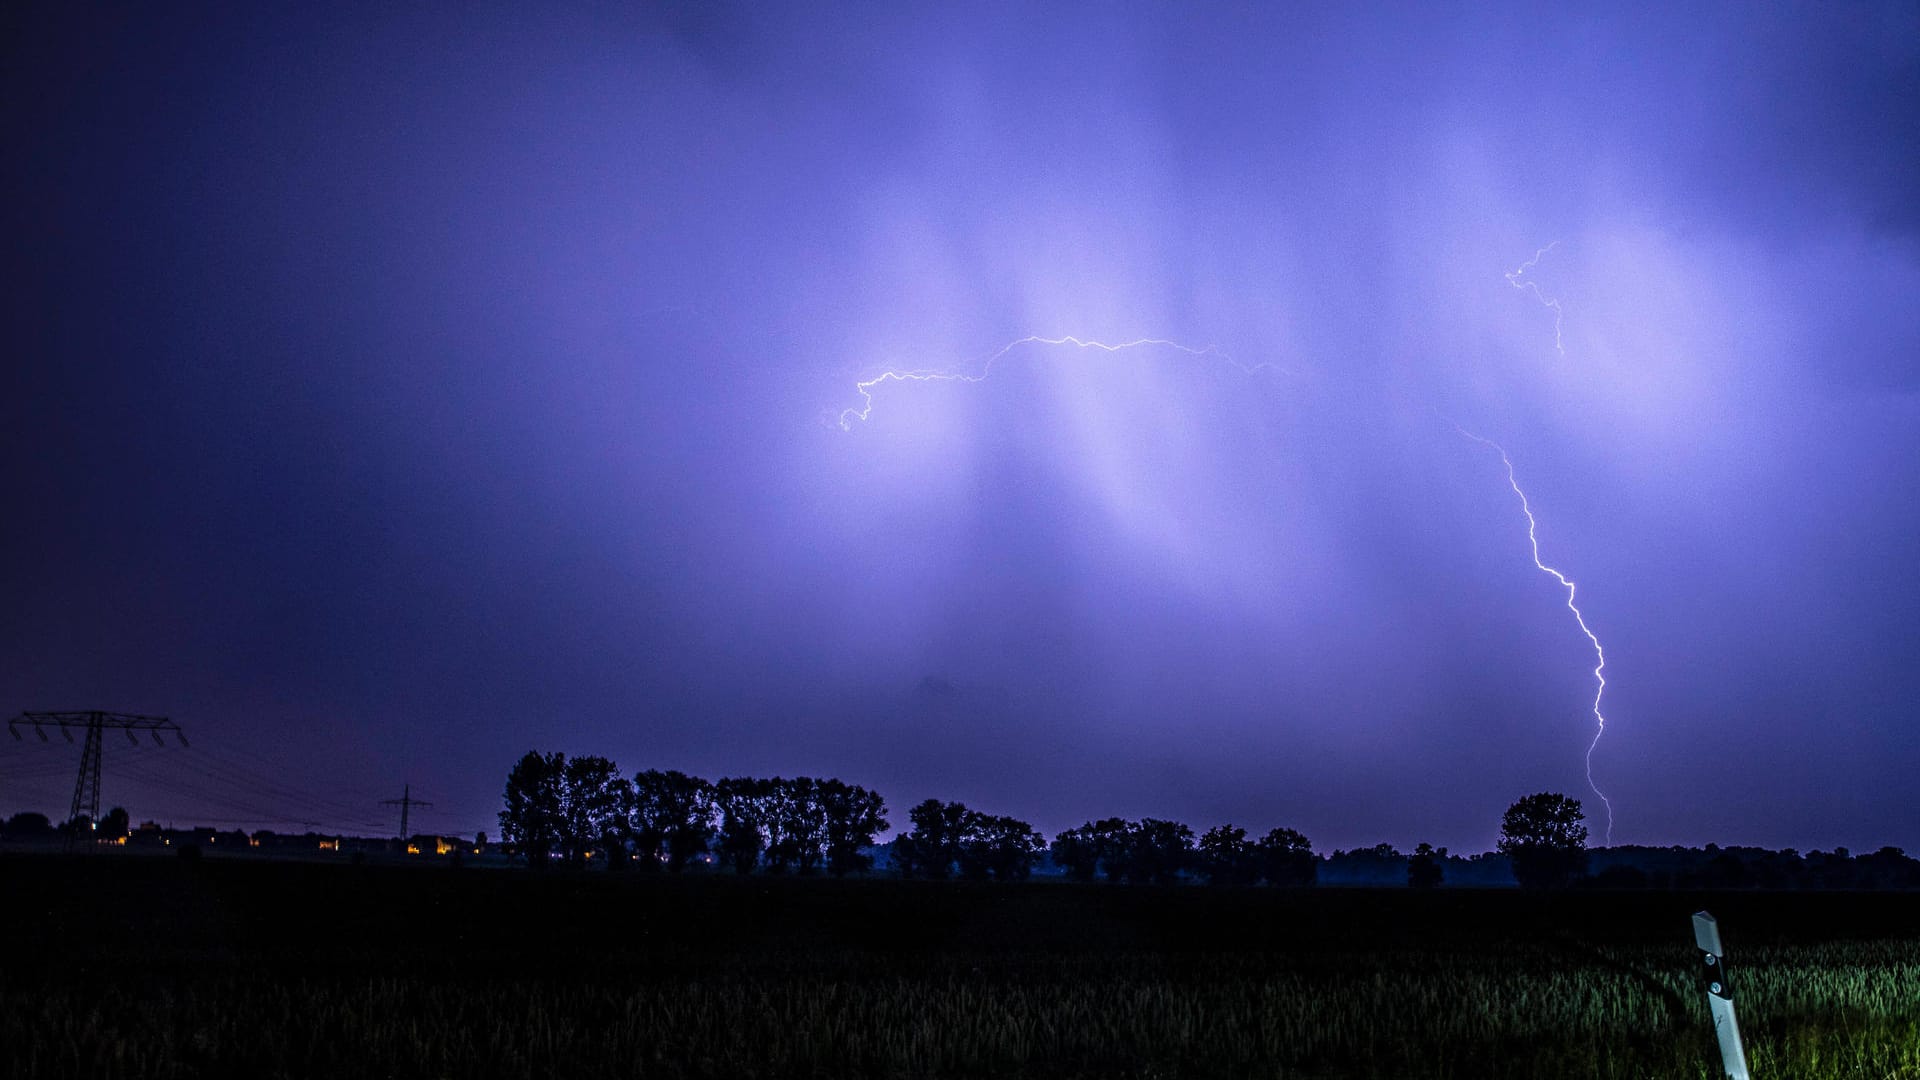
[1692,910,1752,1079]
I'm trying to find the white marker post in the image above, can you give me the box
[1692,911,1752,1079]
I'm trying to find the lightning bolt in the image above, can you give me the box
[839,332,1615,839]
[1505,242,1566,357]
[837,335,1283,430]
[1458,427,1615,843]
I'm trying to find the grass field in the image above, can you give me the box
[2,855,1917,1078]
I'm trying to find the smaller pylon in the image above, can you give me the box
[380,784,433,848]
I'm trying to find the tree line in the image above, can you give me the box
[1045,819,1319,886]
[496,751,1349,884]
[499,755,1748,892]
[497,751,887,873]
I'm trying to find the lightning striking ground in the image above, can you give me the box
[1506,242,1566,357]
[837,335,1281,430]
[1460,428,1616,843]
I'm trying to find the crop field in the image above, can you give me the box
[2,856,1917,1079]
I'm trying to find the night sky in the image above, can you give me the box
[4,4,1916,853]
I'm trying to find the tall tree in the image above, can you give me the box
[1198,824,1257,885]
[1088,818,1139,883]
[1255,826,1317,887]
[631,769,715,871]
[1407,842,1447,889]
[1128,818,1196,884]
[1049,824,1103,882]
[98,806,131,842]
[771,777,829,874]
[499,750,567,870]
[957,813,1046,881]
[714,777,769,874]
[818,779,888,877]
[894,799,972,879]
[756,777,817,874]
[662,772,716,871]
[560,755,625,867]
[1498,792,1589,889]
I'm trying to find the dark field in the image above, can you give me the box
[2,856,1917,1078]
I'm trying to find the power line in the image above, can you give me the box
[5,716,486,840]
[7,712,186,847]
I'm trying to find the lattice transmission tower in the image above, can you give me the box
[8,711,188,848]
[381,783,432,845]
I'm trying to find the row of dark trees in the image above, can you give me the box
[498,752,1600,887]
[497,757,1626,891]
[497,752,887,874]
[880,792,1591,889]
[1045,819,1319,886]
[893,810,1479,888]
[0,808,132,840]
[892,800,1048,880]
[1587,843,1920,891]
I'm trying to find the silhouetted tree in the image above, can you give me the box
[957,812,1046,881]
[499,750,567,869]
[758,777,799,873]
[1049,824,1102,882]
[766,777,829,874]
[953,817,993,881]
[819,779,888,876]
[561,755,626,867]
[714,777,769,874]
[2,811,53,838]
[1325,842,1406,885]
[1408,842,1446,888]
[1861,846,1920,889]
[631,769,715,871]
[1498,792,1588,889]
[1198,825,1258,885]
[1256,826,1317,887]
[894,799,971,879]
[97,806,131,841]
[1128,818,1195,884]
[1088,818,1139,882]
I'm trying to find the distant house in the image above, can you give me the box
[405,834,470,856]
[249,830,346,853]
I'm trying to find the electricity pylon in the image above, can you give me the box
[380,784,432,846]
[8,711,188,848]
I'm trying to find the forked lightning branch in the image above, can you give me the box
[836,335,1283,431]
[839,279,1622,843]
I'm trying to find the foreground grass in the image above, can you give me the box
[2,857,1917,1078]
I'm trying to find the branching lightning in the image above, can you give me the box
[1505,241,1566,357]
[1458,427,1615,842]
[837,335,1282,430]
[837,329,1620,843]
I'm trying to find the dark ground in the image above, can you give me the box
[2,854,1916,1078]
